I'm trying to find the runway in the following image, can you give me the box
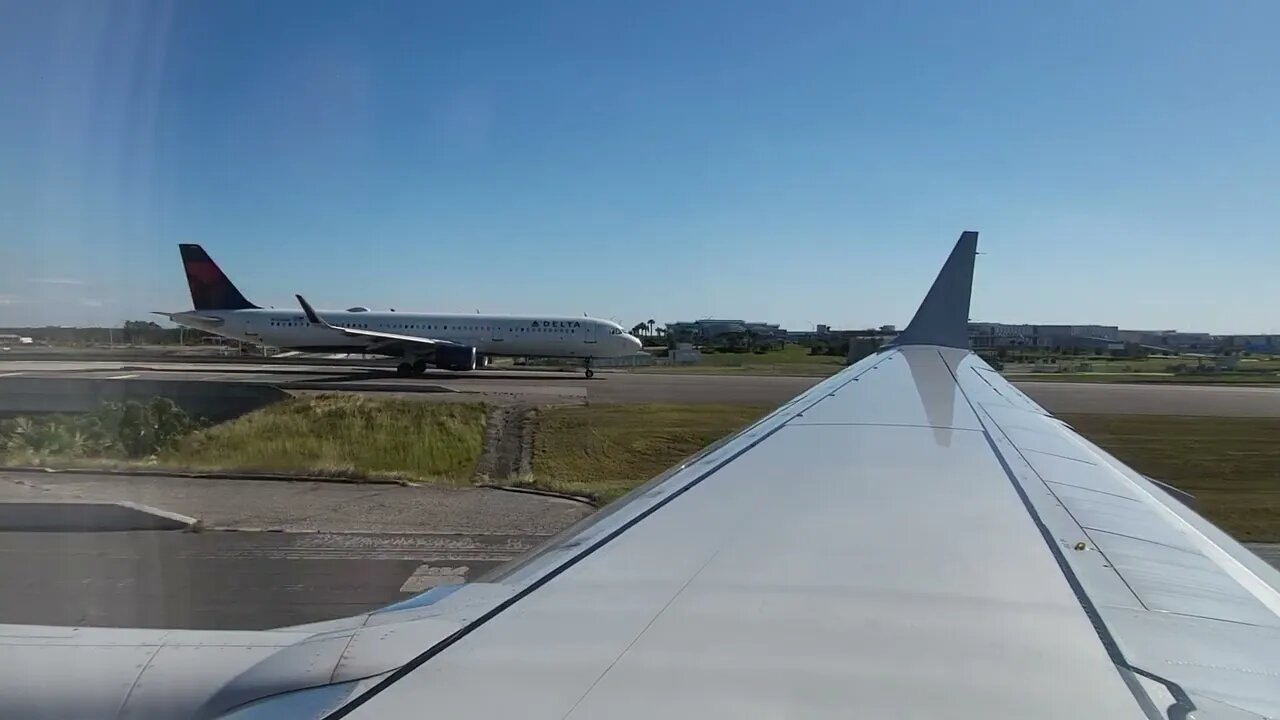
[3,358,1280,415]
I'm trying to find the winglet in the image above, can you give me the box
[889,231,978,349]
[295,295,326,326]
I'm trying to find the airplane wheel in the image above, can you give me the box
[585,367,594,379]
[396,362,413,377]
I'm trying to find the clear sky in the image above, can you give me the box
[2,0,1278,333]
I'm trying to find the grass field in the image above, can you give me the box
[637,346,844,377]
[1061,414,1280,542]
[1006,373,1280,385]
[526,404,768,502]
[526,403,1280,542]
[1006,356,1280,372]
[636,346,1280,382]
[160,395,487,483]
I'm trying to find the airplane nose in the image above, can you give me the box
[628,334,642,352]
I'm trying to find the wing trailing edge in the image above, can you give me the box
[889,230,978,349]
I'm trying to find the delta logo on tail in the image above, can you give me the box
[178,244,259,311]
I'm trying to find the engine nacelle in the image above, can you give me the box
[434,345,477,371]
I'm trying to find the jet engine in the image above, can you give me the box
[435,345,477,371]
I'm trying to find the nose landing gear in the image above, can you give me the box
[583,358,594,379]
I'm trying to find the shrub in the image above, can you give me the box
[0,398,201,459]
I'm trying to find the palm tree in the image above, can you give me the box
[646,319,655,337]
[631,322,648,337]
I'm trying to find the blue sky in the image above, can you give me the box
[2,0,1278,332]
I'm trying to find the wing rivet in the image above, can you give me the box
[1073,542,1087,551]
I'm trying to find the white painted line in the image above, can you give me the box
[105,374,139,379]
[399,563,469,593]
[0,372,24,378]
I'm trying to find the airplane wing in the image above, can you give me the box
[3,232,1278,719]
[295,295,463,349]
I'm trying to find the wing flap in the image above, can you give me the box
[964,360,1280,717]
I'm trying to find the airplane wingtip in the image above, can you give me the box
[888,231,979,350]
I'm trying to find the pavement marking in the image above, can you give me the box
[400,563,470,593]
[104,373,139,379]
[0,372,23,378]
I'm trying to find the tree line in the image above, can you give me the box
[1,321,216,346]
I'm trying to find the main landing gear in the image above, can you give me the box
[396,359,428,377]
[583,358,594,379]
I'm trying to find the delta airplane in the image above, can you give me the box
[157,244,642,377]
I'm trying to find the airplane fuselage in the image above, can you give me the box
[172,308,641,360]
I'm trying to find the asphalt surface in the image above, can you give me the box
[0,530,533,630]
[0,472,592,535]
[1249,543,1280,570]
[5,358,1280,414]
[1017,381,1280,417]
[0,472,591,629]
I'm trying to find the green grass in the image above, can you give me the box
[1007,373,1280,385]
[636,363,841,377]
[527,403,1280,542]
[526,404,768,502]
[696,345,842,366]
[997,354,1280,370]
[160,395,487,483]
[1062,414,1280,541]
[638,345,845,376]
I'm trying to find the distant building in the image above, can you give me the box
[968,323,1120,349]
[1160,332,1215,351]
[969,324,1280,353]
[1223,335,1280,352]
[670,343,702,364]
[665,319,786,344]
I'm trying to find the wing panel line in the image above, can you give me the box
[323,351,902,719]
[1045,480,1142,502]
[783,421,983,431]
[113,642,164,720]
[1083,527,1204,556]
[940,350,1181,720]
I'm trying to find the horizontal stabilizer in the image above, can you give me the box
[889,231,978,349]
[152,310,225,328]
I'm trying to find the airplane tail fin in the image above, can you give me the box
[178,244,259,311]
[888,231,978,349]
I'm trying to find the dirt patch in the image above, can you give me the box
[475,404,533,482]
